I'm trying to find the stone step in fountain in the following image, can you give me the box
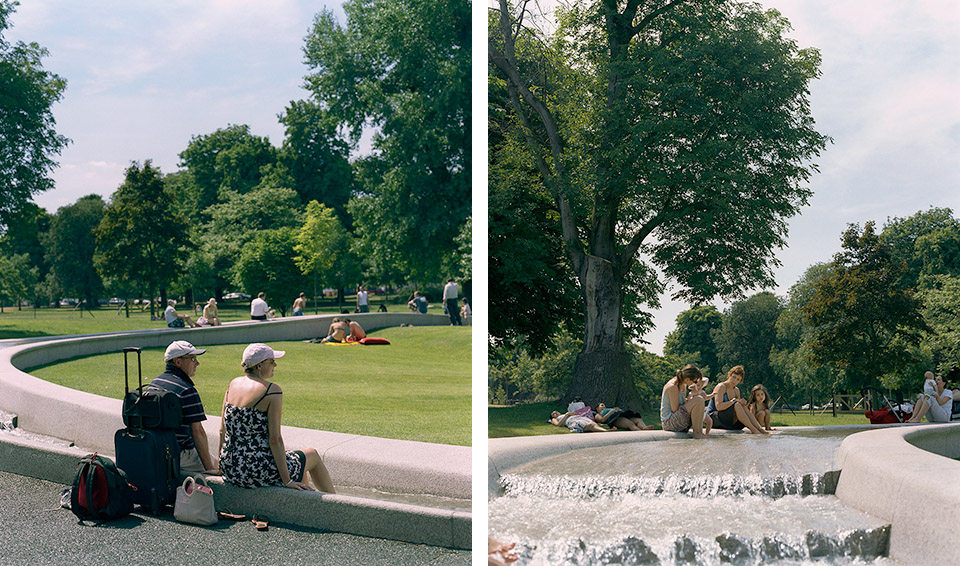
[500,470,841,499]
[509,527,891,565]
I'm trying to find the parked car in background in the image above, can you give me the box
[222,292,251,300]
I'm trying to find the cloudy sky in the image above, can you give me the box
[7,1,960,355]
[643,0,960,354]
[5,0,345,212]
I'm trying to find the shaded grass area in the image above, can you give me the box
[27,326,471,446]
[0,297,417,340]
[489,401,875,438]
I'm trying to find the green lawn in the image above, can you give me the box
[489,401,874,438]
[26,326,472,446]
[0,296,416,339]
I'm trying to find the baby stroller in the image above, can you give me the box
[861,386,912,424]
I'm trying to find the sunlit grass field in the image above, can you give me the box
[489,401,873,438]
[0,295,415,340]
[26,326,472,446]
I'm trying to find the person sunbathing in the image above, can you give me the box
[549,410,612,433]
[594,402,655,431]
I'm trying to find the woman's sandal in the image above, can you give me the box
[217,511,246,521]
[251,515,269,531]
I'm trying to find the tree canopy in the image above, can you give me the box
[0,0,69,229]
[304,0,471,284]
[43,195,105,307]
[489,0,828,408]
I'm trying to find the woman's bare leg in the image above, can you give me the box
[613,417,641,431]
[704,413,713,435]
[907,398,930,422]
[685,397,706,438]
[733,402,767,434]
[584,422,613,433]
[630,417,655,430]
[303,448,336,493]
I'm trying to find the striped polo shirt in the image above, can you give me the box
[148,364,206,451]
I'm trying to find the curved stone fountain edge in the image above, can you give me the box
[0,313,471,549]
[834,423,960,565]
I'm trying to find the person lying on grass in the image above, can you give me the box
[593,402,655,431]
[549,410,612,433]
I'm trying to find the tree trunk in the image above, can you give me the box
[563,255,645,410]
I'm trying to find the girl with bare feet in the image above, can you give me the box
[706,366,769,434]
[661,364,708,438]
[747,384,776,431]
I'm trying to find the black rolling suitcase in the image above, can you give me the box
[114,347,181,514]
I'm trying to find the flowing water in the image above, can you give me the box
[489,429,894,565]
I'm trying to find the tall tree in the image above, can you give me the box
[192,186,302,298]
[0,252,36,310]
[304,0,471,283]
[294,201,360,309]
[489,0,828,408]
[178,124,277,213]
[278,100,353,221]
[803,222,931,392]
[0,0,69,229]
[0,202,51,278]
[43,195,105,308]
[918,275,960,378]
[881,207,960,289]
[715,292,783,385]
[235,227,305,316]
[664,305,723,378]
[94,161,188,317]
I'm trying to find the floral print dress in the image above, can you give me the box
[219,384,304,488]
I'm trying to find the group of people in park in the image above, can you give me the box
[661,364,774,438]
[550,364,775,437]
[406,279,472,325]
[150,340,335,493]
[319,317,366,344]
[906,371,956,423]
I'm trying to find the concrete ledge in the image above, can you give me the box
[0,314,470,546]
[0,431,469,549]
[834,423,960,565]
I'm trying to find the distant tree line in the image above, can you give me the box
[489,208,960,406]
[0,0,471,314]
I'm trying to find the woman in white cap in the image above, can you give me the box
[199,298,221,327]
[217,343,335,492]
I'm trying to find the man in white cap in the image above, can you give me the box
[149,340,216,473]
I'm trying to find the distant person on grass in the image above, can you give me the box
[549,410,612,433]
[250,292,274,320]
[407,291,428,314]
[164,299,197,328]
[356,285,369,313]
[292,292,307,316]
[660,364,708,438]
[218,343,335,492]
[198,298,221,326]
[320,318,348,343]
[344,318,366,342]
[150,341,217,473]
[594,402,655,431]
[443,278,461,325]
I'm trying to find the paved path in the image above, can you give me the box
[0,471,470,565]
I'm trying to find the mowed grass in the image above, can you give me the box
[0,296,414,340]
[27,326,471,446]
[489,401,875,438]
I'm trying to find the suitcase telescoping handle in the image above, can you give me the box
[123,347,142,395]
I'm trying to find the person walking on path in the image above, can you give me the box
[149,340,217,473]
[443,279,461,325]
[356,286,369,313]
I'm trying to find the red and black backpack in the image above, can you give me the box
[71,453,135,522]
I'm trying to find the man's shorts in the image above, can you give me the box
[168,318,185,328]
[662,405,692,432]
[180,448,204,473]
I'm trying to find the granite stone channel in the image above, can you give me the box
[489,429,895,565]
